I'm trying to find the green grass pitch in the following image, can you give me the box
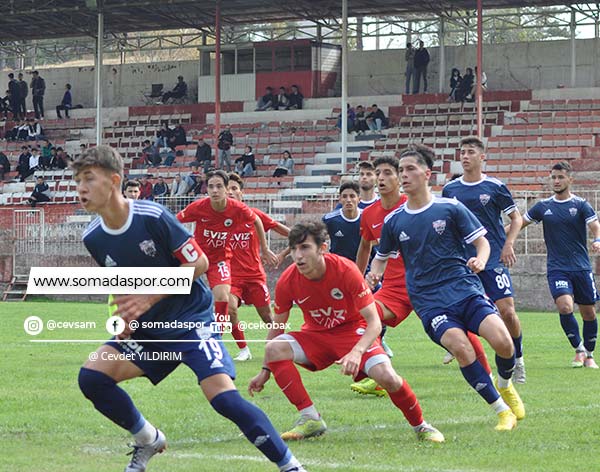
[1,301,599,471]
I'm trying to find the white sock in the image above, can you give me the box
[515,356,524,366]
[412,421,427,432]
[490,398,510,414]
[279,456,302,472]
[584,349,594,358]
[497,376,510,389]
[299,405,320,420]
[133,420,158,445]
[576,342,585,352]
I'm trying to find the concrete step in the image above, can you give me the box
[206,108,333,124]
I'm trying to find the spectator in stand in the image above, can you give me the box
[448,68,462,102]
[139,175,153,200]
[255,87,275,111]
[234,145,256,177]
[142,139,161,167]
[17,146,31,181]
[287,85,303,110]
[55,84,72,119]
[5,120,20,141]
[276,87,290,110]
[456,67,475,102]
[27,119,45,141]
[0,89,9,119]
[273,150,294,177]
[30,71,46,120]
[160,76,187,104]
[366,104,388,132]
[155,122,172,148]
[28,176,51,207]
[170,174,187,197]
[336,103,355,132]
[152,176,169,201]
[405,42,415,95]
[191,173,208,196]
[354,105,369,134]
[51,147,69,170]
[29,147,41,176]
[193,137,213,173]
[169,124,187,147]
[0,152,10,181]
[123,179,141,200]
[473,66,488,94]
[160,146,177,167]
[40,140,53,169]
[217,125,234,171]
[413,40,430,94]
[183,165,201,194]
[78,143,87,158]
[17,73,28,118]
[8,73,21,120]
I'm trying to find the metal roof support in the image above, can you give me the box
[570,8,576,87]
[341,0,348,176]
[95,9,104,145]
[438,16,446,93]
[214,0,222,169]
[476,0,483,139]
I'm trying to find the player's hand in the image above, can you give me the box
[335,348,362,377]
[248,369,270,397]
[500,243,516,268]
[466,257,485,273]
[592,241,600,254]
[261,248,279,268]
[112,294,163,339]
[275,250,287,268]
[365,272,382,290]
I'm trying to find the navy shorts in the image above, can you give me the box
[478,267,514,302]
[419,294,500,345]
[106,325,236,385]
[547,270,599,306]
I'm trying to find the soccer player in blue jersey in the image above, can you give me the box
[334,161,380,211]
[368,145,525,431]
[73,146,306,472]
[323,181,363,262]
[521,161,600,369]
[443,137,526,383]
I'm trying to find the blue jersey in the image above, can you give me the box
[524,195,598,273]
[442,175,516,270]
[83,199,214,338]
[377,197,487,314]
[335,196,380,211]
[322,209,362,262]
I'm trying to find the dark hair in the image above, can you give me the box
[340,181,360,195]
[245,145,253,152]
[372,104,378,108]
[32,70,39,75]
[206,169,229,186]
[178,75,183,80]
[460,136,485,152]
[124,179,141,189]
[399,144,435,170]
[228,172,244,189]
[8,73,14,78]
[288,221,328,248]
[552,161,572,174]
[357,161,375,171]
[451,68,460,76]
[283,150,291,158]
[373,156,400,173]
[66,83,71,89]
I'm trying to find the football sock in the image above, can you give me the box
[460,360,500,404]
[513,333,523,359]
[214,300,229,324]
[210,390,291,467]
[78,367,142,432]
[387,380,424,427]
[299,405,320,421]
[268,360,313,411]
[490,397,510,414]
[559,313,582,349]
[467,331,492,375]
[495,353,516,388]
[583,319,597,354]
[131,418,159,445]
[232,322,248,349]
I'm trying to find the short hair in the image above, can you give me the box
[288,221,328,248]
[66,83,71,89]
[8,73,14,78]
[399,144,435,170]
[246,145,253,152]
[124,179,140,189]
[228,172,244,189]
[373,156,400,173]
[372,104,378,108]
[178,75,184,80]
[32,70,39,75]
[460,136,485,152]
[552,161,572,174]
[339,181,360,195]
[70,144,123,181]
[357,161,375,172]
[206,169,229,186]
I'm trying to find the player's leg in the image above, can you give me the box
[495,296,525,382]
[266,333,327,440]
[579,304,598,369]
[255,304,274,324]
[228,289,251,360]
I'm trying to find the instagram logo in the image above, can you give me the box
[24,316,44,335]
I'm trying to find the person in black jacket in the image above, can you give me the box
[30,71,46,119]
[168,124,187,147]
[161,76,187,103]
[193,137,213,173]
[17,73,28,118]
[28,176,51,207]
[0,152,10,181]
[456,68,475,102]
[413,40,430,94]
[365,104,388,132]
[287,85,303,110]
[217,126,234,171]
[255,87,275,111]
[448,68,462,102]
[8,73,21,120]
[234,146,256,177]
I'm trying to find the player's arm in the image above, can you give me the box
[467,235,490,273]
[366,256,388,290]
[336,302,381,377]
[272,222,291,266]
[356,236,373,275]
[588,219,600,254]
[253,215,278,267]
[500,209,522,268]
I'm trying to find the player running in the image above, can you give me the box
[442,137,526,383]
[248,221,444,443]
[74,145,306,472]
[521,161,600,368]
[369,146,525,431]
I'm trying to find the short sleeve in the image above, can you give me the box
[376,217,400,259]
[496,183,517,215]
[581,200,598,225]
[360,212,375,242]
[254,208,278,232]
[177,199,203,223]
[524,201,543,223]
[454,201,487,244]
[236,200,256,225]
[155,208,194,255]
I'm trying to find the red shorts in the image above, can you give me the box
[206,259,232,287]
[231,277,271,307]
[287,323,388,380]
[375,283,413,327]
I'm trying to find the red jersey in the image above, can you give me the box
[360,194,408,287]
[177,197,255,261]
[230,207,278,279]
[275,253,374,332]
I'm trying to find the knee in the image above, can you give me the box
[556,298,574,314]
[78,367,114,399]
[264,337,291,362]
[375,370,403,392]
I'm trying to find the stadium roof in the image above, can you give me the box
[0,0,570,42]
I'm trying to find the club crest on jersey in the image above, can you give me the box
[494,267,504,274]
[432,219,446,235]
[139,239,157,257]
[224,218,233,227]
[330,288,344,300]
[569,207,577,216]
[479,194,491,206]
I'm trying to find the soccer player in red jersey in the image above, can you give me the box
[352,154,492,396]
[248,221,444,443]
[226,173,291,361]
[177,170,278,336]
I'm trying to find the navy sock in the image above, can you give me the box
[495,353,516,381]
[78,367,141,431]
[513,334,523,358]
[210,390,290,467]
[583,319,598,353]
[559,313,582,349]
[460,360,500,404]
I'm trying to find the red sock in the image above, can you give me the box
[388,380,424,427]
[214,301,229,324]
[267,360,313,411]
[467,331,492,375]
[232,322,247,349]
